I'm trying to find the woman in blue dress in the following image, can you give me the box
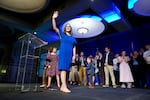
[52,11,77,93]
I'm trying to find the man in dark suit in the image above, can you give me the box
[102,47,117,88]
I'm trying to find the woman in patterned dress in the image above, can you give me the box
[52,11,77,93]
[45,46,60,89]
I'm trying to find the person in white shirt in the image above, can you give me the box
[143,44,150,87]
[143,44,150,65]
[113,54,120,86]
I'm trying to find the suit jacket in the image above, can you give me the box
[102,52,114,66]
[129,55,145,69]
[79,56,86,66]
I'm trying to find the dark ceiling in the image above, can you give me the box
[0,0,150,44]
[113,0,150,27]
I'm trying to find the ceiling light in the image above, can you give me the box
[61,15,105,38]
[77,27,89,34]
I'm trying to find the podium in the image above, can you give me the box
[15,33,48,92]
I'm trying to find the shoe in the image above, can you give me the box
[89,85,94,89]
[113,85,117,88]
[121,84,126,88]
[45,86,51,89]
[84,83,87,86]
[69,81,73,85]
[95,82,99,86]
[57,86,60,90]
[40,84,45,88]
[127,86,131,88]
[100,83,104,87]
[102,85,109,88]
[49,88,57,91]
[60,88,71,93]
[127,83,132,88]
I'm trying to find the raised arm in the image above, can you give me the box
[52,11,61,38]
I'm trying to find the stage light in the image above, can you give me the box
[100,3,121,23]
[101,11,121,23]
[91,16,102,21]
[33,31,37,34]
[76,15,102,21]
[128,0,138,9]
[1,69,6,74]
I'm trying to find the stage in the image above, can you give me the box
[0,83,150,100]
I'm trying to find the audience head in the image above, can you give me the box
[48,46,57,53]
[105,47,110,53]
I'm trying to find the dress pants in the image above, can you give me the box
[104,65,116,86]
[78,66,87,86]
[69,65,79,82]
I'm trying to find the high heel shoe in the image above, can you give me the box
[60,87,71,93]
[57,86,60,90]
[45,86,50,89]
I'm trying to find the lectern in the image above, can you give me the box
[15,33,48,92]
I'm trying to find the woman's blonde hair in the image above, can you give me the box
[63,23,73,36]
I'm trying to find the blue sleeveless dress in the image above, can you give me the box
[58,32,77,71]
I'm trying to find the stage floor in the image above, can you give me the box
[0,83,150,100]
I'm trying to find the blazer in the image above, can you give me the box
[78,56,87,66]
[102,52,114,66]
